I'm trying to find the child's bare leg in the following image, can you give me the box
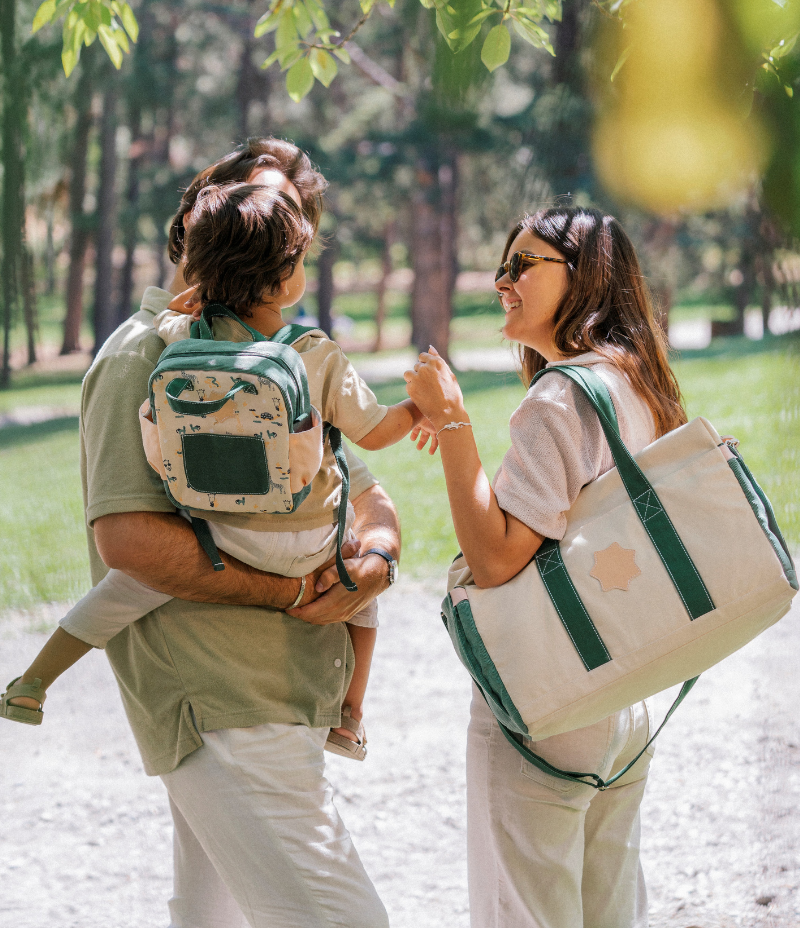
[7,628,93,710]
[332,624,376,743]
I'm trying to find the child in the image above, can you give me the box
[1,182,435,760]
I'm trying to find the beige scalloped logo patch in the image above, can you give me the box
[590,542,641,592]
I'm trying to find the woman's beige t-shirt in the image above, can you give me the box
[493,352,656,539]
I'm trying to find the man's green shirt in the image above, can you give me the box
[81,287,377,775]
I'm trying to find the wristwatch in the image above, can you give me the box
[363,548,399,586]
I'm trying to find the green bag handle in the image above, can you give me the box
[496,677,699,790]
[532,365,715,620]
[165,377,257,416]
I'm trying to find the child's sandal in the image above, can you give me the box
[325,706,367,761]
[0,677,46,726]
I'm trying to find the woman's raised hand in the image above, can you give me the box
[404,346,468,442]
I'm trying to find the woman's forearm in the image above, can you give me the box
[437,427,542,587]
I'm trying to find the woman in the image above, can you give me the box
[405,206,686,928]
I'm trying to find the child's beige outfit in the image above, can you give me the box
[60,310,387,649]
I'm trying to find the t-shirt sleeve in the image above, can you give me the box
[153,309,193,344]
[493,379,605,540]
[83,350,176,526]
[326,347,388,443]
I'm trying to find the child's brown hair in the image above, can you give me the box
[169,137,326,264]
[183,183,314,316]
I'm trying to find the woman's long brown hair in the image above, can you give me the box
[504,207,686,438]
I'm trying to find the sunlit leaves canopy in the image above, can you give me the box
[30,0,562,96]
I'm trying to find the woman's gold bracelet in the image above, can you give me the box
[436,421,472,436]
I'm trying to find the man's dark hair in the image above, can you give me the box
[183,183,314,315]
[168,137,327,264]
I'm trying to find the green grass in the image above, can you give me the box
[0,335,797,610]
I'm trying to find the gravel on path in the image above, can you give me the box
[1,582,798,928]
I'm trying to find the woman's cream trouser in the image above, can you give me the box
[160,721,388,928]
[467,685,654,928]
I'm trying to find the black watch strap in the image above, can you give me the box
[363,548,398,585]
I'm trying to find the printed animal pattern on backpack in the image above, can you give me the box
[150,369,295,513]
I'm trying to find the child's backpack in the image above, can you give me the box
[141,303,356,589]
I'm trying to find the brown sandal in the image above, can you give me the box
[325,706,367,761]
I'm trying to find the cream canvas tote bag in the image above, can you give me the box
[442,365,797,787]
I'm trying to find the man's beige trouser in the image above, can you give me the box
[161,720,388,928]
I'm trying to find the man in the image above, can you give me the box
[84,138,397,927]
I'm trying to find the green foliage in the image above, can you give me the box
[30,0,560,96]
[481,23,511,71]
[31,0,137,76]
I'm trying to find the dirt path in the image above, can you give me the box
[1,582,798,928]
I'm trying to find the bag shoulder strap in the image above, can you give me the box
[533,364,714,620]
[496,677,699,790]
[270,323,326,346]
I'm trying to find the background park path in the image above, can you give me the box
[1,579,798,928]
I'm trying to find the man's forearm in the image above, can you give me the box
[94,511,303,610]
[350,484,401,562]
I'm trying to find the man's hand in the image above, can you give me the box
[287,551,389,625]
[288,484,400,625]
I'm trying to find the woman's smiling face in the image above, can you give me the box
[495,231,570,361]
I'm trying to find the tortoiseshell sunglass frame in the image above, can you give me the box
[495,251,569,283]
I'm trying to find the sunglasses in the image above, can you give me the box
[495,251,569,283]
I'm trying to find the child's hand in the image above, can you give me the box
[167,285,202,318]
[403,346,467,430]
[409,417,439,455]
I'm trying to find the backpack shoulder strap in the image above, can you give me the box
[270,324,327,346]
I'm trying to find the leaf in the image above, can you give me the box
[32,0,57,34]
[512,18,554,55]
[255,3,284,38]
[98,23,124,68]
[303,0,330,31]
[261,48,281,68]
[770,33,799,59]
[83,2,102,32]
[280,48,305,70]
[309,47,337,86]
[610,45,631,82]
[116,2,138,41]
[435,0,484,54]
[293,2,314,38]
[786,84,794,97]
[481,23,510,71]
[332,45,351,63]
[286,57,315,101]
[359,0,378,12]
[275,11,301,66]
[418,0,435,7]
[468,8,498,27]
[114,23,130,53]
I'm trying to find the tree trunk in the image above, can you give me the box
[93,77,119,352]
[115,102,143,326]
[61,65,95,355]
[22,247,37,365]
[1,0,24,388]
[316,237,338,338]
[373,221,395,352]
[410,151,456,360]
